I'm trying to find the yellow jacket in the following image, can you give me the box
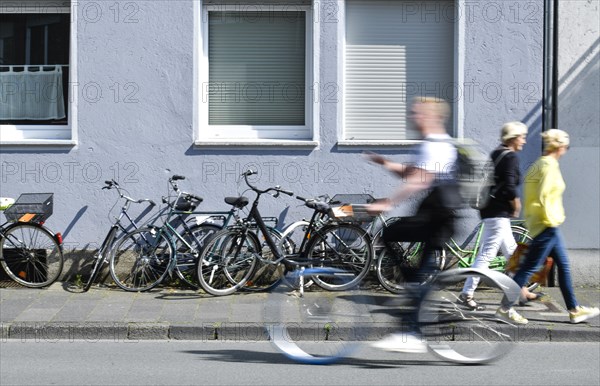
[524,156,566,237]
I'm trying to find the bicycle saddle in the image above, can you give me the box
[225,196,249,209]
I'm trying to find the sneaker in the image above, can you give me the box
[371,332,428,354]
[495,307,528,325]
[569,306,600,324]
[458,293,486,311]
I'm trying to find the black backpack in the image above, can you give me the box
[452,140,508,210]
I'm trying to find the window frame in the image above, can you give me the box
[0,0,77,146]
[194,1,319,146]
[337,0,463,147]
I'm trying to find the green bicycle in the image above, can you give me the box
[376,219,532,294]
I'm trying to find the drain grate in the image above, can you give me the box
[0,279,25,288]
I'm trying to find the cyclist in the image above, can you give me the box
[366,97,462,353]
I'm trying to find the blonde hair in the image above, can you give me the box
[412,96,450,122]
[542,129,570,152]
[501,121,528,144]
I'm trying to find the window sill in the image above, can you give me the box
[0,139,76,147]
[194,139,319,148]
[337,140,422,147]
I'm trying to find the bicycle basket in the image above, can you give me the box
[4,193,53,223]
[329,194,375,205]
[174,196,198,212]
[330,204,375,222]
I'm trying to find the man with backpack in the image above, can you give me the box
[366,96,462,353]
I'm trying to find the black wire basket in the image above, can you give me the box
[4,193,53,223]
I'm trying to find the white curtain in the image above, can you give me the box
[0,66,66,120]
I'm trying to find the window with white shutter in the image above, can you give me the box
[344,0,455,142]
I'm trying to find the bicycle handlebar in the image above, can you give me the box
[102,180,155,208]
[136,198,156,207]
[242,170,293,197]
[296,196,330,212]
[102,179,118,190]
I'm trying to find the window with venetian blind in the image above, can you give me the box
[197,1,315,142]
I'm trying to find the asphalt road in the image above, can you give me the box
[1,341,598,385]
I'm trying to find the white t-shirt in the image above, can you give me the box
[414,134,457,182]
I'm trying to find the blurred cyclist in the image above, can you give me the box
[366,97,461,353]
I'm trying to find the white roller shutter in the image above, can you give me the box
[345,0,455,140]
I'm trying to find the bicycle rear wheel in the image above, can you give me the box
[0,223,63,288]
[174,224,221,289]
[197,228,258,296]
[376,242,435,294]
[418,268,520,364]
[307,223,373,291]
[109,227,172,292]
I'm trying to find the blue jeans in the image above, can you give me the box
[507,227,578,310]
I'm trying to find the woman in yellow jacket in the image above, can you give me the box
[496,129,599,325]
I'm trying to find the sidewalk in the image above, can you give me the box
[1,282,598,342]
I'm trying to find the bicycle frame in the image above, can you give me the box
[147,180,206,278]
[443,219,529,269]
[239,171,367,274]
[97,182,155,258]
[83,180,156,291]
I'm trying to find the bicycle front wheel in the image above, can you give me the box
[197,228,258,296]
[243,227,292,292]
[307,223,373,291]
[418,268,520,364]
[82,227,119,292]
[0,223,63,288]
[175,224,221,289]
[109,228,173,292]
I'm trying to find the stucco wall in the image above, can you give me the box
[558,0,600,248]
[0,0,562,255]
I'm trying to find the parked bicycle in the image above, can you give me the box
[108,175,215,292]
[196,170,374,296]
[0,193,64,288]
[81,180,156,292]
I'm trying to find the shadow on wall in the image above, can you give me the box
[556,37,600,248]
[516,37,599,167]
[557,37,599,147]
[518,37,599,248]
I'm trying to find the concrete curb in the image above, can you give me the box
[2,322,598,342]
